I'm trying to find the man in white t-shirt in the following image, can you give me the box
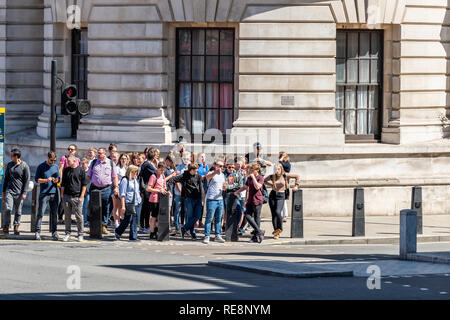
[203,159,226,244]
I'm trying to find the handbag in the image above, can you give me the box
[124,178,136,215]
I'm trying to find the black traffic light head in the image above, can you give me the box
[61,85,78,115]
[77,99,91,116]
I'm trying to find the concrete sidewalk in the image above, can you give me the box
[1,211,450,245]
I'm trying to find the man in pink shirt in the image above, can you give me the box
[87,147,118,234]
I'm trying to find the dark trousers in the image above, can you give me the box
[269,191,285,231]
[244,203,262,236]
[140,193,151,229]
[36,193,59,235]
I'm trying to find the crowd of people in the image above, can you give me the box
[1,142,300,243]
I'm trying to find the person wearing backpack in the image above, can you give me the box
[2,148,31,236]
[264,163,300,239]
[234,163,265,243]
[86,147,118,235]
[115,165,142,241]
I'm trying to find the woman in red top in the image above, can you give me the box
[234,163,265,243]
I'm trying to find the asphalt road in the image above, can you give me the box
[0,239,449,300]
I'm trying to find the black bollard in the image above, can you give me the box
[290,189,303,238]
[30,185,39,232]
[157,193,170,241]
[89,190,102,239]
[225,193,239,242]
[411,186,423,235]
[352,187,365,237]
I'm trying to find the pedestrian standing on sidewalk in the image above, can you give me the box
[110,151,122,229]
[81,157,91,228]
[203,159,226,244]
[196,152,208,228]
[264,163,300,239]
[115,165,142,241]
[138,148,158,234]
[223,158,244,238]
[171,163,204,240]
[86,147,97,166]
[164,154,176,228]
[61,155,88,242]
[58,144,80,224]
[172,151,191,234]
[279,151,291,223]
[2,148,30,236]
[146,162,177,240]
[234,157,247,235]
[108,143,118,159]
[87,147,118,235]
[34,151,60,240]
[245,142,272,177]
[234,164,265,243]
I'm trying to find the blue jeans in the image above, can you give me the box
[173,194,183,230]
[36,193,58,235]
[82,190,90,223]
[204,199,224,237]
[182,197,202,236]
[115,206,139,240]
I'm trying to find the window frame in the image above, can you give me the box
[336,29,384,143]
[175,27,235,142]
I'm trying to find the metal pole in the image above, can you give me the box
[50,60,57,152]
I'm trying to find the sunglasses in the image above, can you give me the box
[68,148,75,151]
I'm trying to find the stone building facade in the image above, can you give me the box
[2,0,450,217]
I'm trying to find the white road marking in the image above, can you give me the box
[420,288,429,291]
[402,285,411,288]
[440,292,448,295]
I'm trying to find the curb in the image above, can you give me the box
[271,235,450,246]
[406,253,450,265]
[208,260,354,278]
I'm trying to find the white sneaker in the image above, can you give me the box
[215,235,225,243]
[63,234,70,242]
[114,222,120,229]
[202,236,210,244]
[78,235,84,242]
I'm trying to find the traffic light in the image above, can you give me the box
[61,85,78,115]
[77,99,91,116]
[61,84,91,116]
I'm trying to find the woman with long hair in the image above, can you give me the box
[279,151,291,222]
[264,163,299,239]
[115,165,142,241]
[234,164,265,243]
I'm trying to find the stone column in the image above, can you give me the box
[36,19,72,139]
[76,3,173,143]
[1,0,45,136]
[392,3,448,144]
